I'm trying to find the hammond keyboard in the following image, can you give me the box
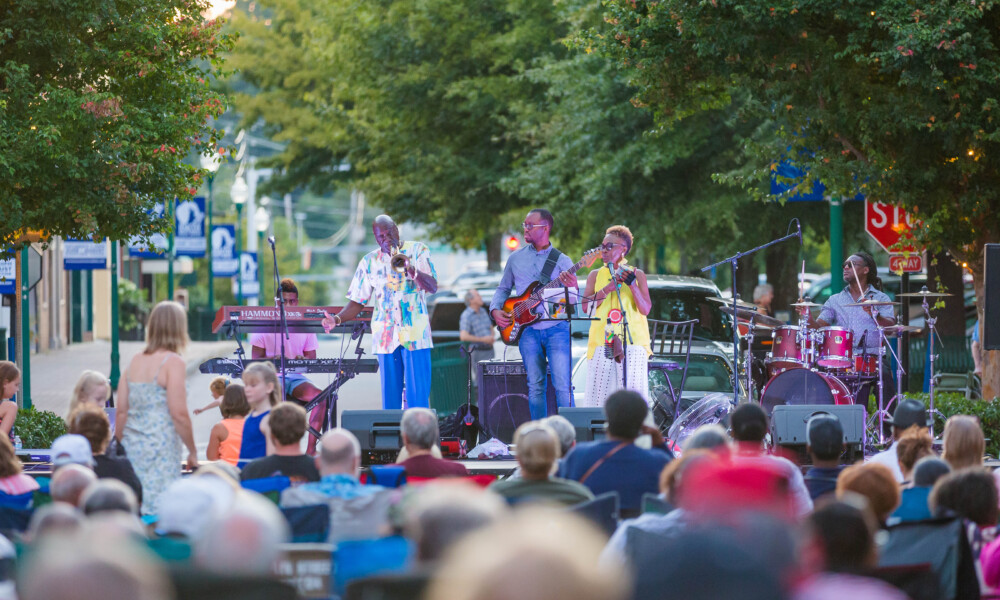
[211,305,373,335]
[199,357,379,376]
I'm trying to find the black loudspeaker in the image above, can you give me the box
[771,404,866,464]
[557,407,607,442]
[342,409,435,466]
[478,360,558,444]
[985,244,1000,350]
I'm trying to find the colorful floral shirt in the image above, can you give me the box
[347,240,436,355]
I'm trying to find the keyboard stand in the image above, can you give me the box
[302,321,374,439]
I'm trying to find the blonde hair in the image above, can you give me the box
[68,371,111,418]
[0,361,20,400]
[209,377,228,398]
[942,415,985,470]
[242,362,281,407]
[144,301,189,354]
[513,422,560,478]
[0,436,22,478]
[605,225,634,254]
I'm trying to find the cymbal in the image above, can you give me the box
[790,301,822,308]
[883,324,922,335]
[896,290,953,298]
[718,305,785,328]
[708,296,757,310]
[845,299,900,307]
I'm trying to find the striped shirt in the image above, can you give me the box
[818,286,894,350]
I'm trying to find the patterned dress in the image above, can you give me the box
[121,356,183,516]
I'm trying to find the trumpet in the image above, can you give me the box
[389,246,410,274]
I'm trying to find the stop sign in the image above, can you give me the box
[865,200,918,252]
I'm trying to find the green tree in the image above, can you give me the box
[593,0,1000,396]
[0,0,236,252]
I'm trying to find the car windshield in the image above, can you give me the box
[647,288,734,343]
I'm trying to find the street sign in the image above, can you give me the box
[889,253,923,273]
[25,246,42,291]
[211,225,238,277]
[175,197,206,257]
[64,238,108,270]
[865,200,920,252]
[0,259,14,295]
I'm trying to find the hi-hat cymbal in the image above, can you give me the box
[896,290,953,298]
[718,305,785,328]
[790,301,822,308]
[845,299,900,307]
[708,296,757,310]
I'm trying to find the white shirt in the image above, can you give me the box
[867,441,904,483]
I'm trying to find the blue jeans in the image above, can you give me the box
[519,322,573,420]
[378,346,431,410]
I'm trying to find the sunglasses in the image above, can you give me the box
[522,222,548,231]
[601,242,625,251]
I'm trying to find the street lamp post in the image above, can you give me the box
[231,174,249,305]
[255,202,270,301]
[200,154,221,314]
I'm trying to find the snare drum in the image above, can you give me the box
[816,326,853,369]
[768,325,812,370]
[853,354,879,375]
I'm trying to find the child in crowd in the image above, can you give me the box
[0,362,20,441]
[206,384,251,466]
[194,376,229,416]
[67,371,112,419]
[0,435,38,497]
[239,362,281,461]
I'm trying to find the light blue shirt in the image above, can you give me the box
[490,244,575,331]
[818,286,894,350]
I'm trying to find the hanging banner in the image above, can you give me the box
[128,201,169,258]
[0,260,14,295]
[175,197,206,257]
[64,238,108,270]
[211,225,238,278]
[231,251,259,298]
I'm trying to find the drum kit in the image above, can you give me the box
[711,285,951,447]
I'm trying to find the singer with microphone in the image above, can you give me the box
[322,215,437,410]
[580,226,652,407]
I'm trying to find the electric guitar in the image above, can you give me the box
[497,250,634,345]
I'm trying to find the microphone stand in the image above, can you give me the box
[609,263,634,391]
[269,237,288,390]
[702,220,802,405]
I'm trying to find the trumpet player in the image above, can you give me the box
[323,214,437,409]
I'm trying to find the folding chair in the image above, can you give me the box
[280,504,330,544]
[564,491,620,537]
[647,319,697,422]
[333,536,413,596]
[878,516,981,600]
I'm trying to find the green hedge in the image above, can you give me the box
[13,407,67,450]
[904,392,1000,459]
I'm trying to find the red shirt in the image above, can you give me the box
[398,454,468,478]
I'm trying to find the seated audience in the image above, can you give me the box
[194,491,290,575]
[942,415,985,471]
[836,462,900,526]
[895,425,935,485]
[489,422,593,506]
[155,477,235,542]
[803,414,846,501]
[869,398,929,483]
[681,424,731,455]
[51,433,95,470]
[0,436,39,496]
[402,482,508,564]
[240,403,319,484]
[728,403,812,517]
[25,503,84,542]
[558,390,673,516]
[68,406,143,506]
[206,383,251,466]
[281,428,395,542]
[425,509,629,600]
[929,468,999,528]
[80,479,139,517]
[0,362,20,440]
[50,463,97,507]
[891,456,952,524]
[544,414,577,466]
[398,407,467,478]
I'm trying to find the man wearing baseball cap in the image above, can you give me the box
[802,415,846,501]
[50,434,96,469]
[868,398,930,483]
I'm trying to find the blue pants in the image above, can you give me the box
[519,322,573,420]
[378,347,431,410]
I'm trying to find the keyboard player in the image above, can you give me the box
[250,278,325,453]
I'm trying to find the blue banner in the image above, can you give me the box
[211,225,238,278]
[237,252,259,298]
[63,238,108,270]
[175,197,206,258]
[128,201,169,258]
[0,259,14,295]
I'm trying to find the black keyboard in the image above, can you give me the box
[199,357,379,376]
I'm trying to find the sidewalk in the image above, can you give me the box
[25,339,238,418]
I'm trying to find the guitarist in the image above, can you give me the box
[580,226,652,407]
[490,209,588,420]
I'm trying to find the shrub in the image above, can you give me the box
[13,407,67,449]
[907,392,1000,459]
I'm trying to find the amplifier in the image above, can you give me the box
[342,409,410,466]
[478,360,559,444]
[771,404,866,464]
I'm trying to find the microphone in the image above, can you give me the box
[267,236,276,248]
[794,218,802,245]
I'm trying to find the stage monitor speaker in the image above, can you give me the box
[342,409,437,466]
[478,360,558,444]
[771,404,866,464]
[557,407,607,442]
[985,244,1000,350]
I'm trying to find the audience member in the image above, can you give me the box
[895,425,935,484]
[401,481,508,563]
[50,463,97,507]
[728,403,812,516]
[0,436,38,496]
[155,477,235,541]
[280,428,395,542]
[241,402,319,483]
[206,383,250,466]
[25,503,84,542]
[929,468,999,527]
[239,361,281,461]
[193,376,229,415]
[868,398,929,483]
[558,390,673,516]
[425,509,629,600]
[891,456,952,524]
[67,406,143,506]
[67,370,111,419]
[194,491,290,575]
[397,407,467,478]
[544,415,577,460]
[490,422,593,506]
[682,424,731,455]
[51,433,94,469]
[803,415,846,501]
[80,479,139,516]
[0,362,20,440]
[836,463,900,526]
[942,415,985,471]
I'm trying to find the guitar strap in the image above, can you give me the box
[538,248,564,285]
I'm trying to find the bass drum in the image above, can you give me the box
[760,369,853,415]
